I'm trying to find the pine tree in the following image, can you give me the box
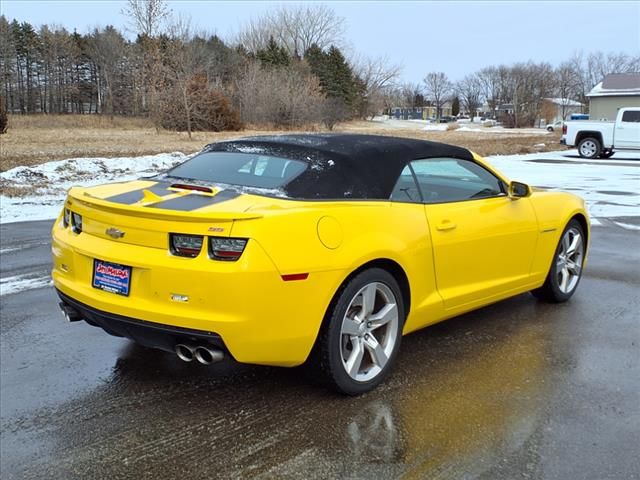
[256,37,290,68]
[325,46,356,108]
[305,44,360,115]
[452,96,460,116]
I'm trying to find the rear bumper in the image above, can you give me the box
[57,289,227,354]
[52,223,344,367]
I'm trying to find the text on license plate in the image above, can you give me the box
[92,259,132,296]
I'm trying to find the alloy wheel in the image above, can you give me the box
[556,227,584,294]
[340,282,399,382]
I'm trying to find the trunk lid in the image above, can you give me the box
[66,180,269,249]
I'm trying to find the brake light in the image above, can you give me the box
[562,124,567,135]
[209,237,247,261]
[170,183,214,193]
[170,233,203,258]
[63,208,71,228]
[71,212,82,233]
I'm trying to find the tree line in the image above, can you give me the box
[0,1,399,135]
[389,52,639,127]
[1,0,638,133]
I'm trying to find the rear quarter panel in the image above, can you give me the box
[230,199,443,334]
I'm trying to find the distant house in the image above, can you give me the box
[495,103,514,122]
[390,106,425,120]
[587,73,640,120]
[390,101,452,120]
[542,98,583,123]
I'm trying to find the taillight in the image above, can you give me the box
[170,233,203,258]
[209,237,247,261]
[562,124,567,135]
[71,212,82,233]
[63,208,71,228]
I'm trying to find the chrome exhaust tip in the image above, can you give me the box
[59,303,82,322]
[194,346,224,365]
[175,344,195,362]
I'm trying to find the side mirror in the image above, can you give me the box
[509,181,531,199]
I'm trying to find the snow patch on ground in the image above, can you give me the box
[1,149,638,226]
[0,274,53,296]
[457,126,550,135]
[613,221,640,231]
[368,117,547,134]
[0,246,22,254]
[487,150,640,224]
[422,124,449,131]
[1,152,188,223]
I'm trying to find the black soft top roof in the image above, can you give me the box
[205,134,474,200]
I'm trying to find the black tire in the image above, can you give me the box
[577,137,601,159]
[546,126,554,132]
[314,268,405,395]
[599,149,614,159]
[531,219,586,303]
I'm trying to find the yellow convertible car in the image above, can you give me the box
[52,134,588,394]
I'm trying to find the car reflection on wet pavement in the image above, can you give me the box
[1,222,639,479]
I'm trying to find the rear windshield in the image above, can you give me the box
[166,152,307,189]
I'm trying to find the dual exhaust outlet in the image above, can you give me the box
[175,343,224,365]
[59,302,223,366]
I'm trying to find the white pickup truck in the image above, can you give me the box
[561,107,640,158]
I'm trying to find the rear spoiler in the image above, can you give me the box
[66,187,263,222]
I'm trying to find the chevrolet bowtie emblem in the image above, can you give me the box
[106,227,125,239]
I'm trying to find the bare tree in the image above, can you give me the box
[162,19,206,138]
[237,4,346,56]
[121,0,171,121]
[457,74,483,120]
[399,82,423,108]
[378,85,405,115]
[569,50,640,112]
[321,97,349,130]
[123,0,170,37]
[507,62,556,127]
[588,51,640,82]
[158,19,241,136]
[354,55,401,94]
[87,26,127,116]
[555,61,581,119]
[235,16,272,54]
[353,54,401,118]
[477,66,501,118]
[234,61,325,127]
[423,72,452,120]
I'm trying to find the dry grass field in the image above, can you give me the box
[0,114,563,173]
[338,120,564,157]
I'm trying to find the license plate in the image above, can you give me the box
[92,260,132,296]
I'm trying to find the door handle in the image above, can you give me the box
[436,221,457,231]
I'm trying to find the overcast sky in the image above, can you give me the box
[2,1,639,82]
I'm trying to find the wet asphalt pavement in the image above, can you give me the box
[1,220,639,480]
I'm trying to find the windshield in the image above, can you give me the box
[165,152,307,189]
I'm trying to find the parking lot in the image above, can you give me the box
[2,215,639,478]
